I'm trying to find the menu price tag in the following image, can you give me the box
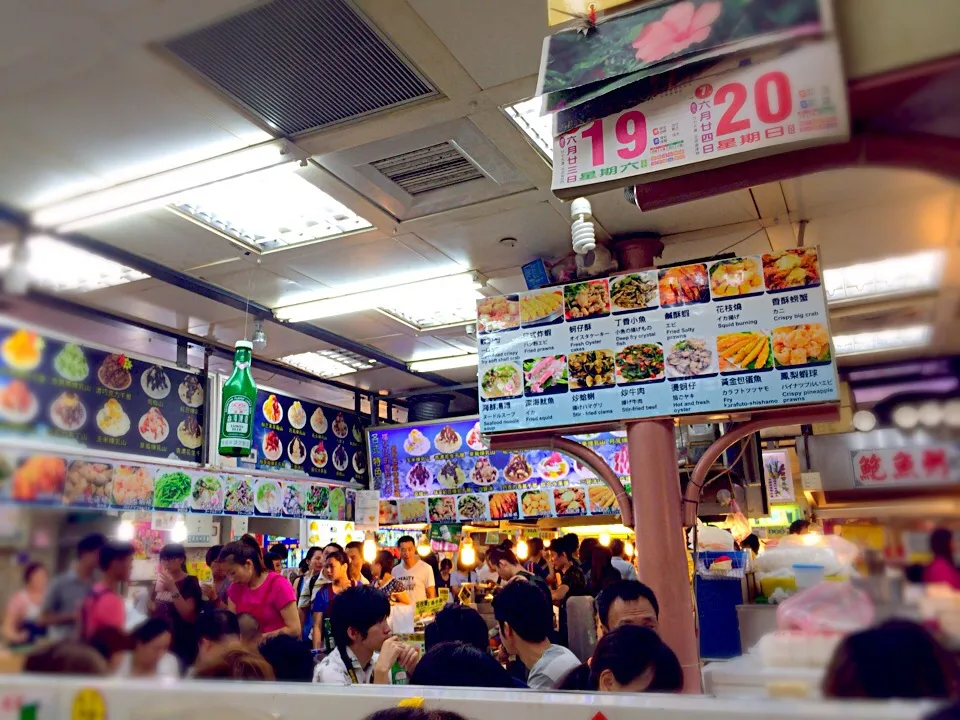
[414,597,445,620]
[552,42,848,194]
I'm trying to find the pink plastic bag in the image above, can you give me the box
[776,581,875,633]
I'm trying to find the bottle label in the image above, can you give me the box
[223,396,252,435]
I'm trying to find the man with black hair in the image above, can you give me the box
[493,578,579,689]
[424,605,489,652]
[393,536,436,602]
[264,551,283,574]
[548,534,588,647]
[344,540,371,585]
[260,633,316,682]
[80,541,134,641]
[42,532,105,640]
[595,579,660,636]
[313,585,418,685]
[268,542,289,567]
[608,539,638,581]
[487,545,552,607]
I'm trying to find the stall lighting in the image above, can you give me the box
[117,520,135,541]
[624,541,634,558]
[598,533,611,547]
[824,250,944,304]
[504,97,553,162]
[170,164,372,250]
[409,354,478,373]
[893,404,920,430]
[0,235,149,293]
[852,410,877,433]
[362,534,377,564]
[801,532,822,547]
[274,272,483,323]
[833,325,932,357]
[32,140,295,231]
[515,539,529,561]
[417,534,431,557]
[170,519,188,543]
[279,350,377,379]
[459,536,476,567]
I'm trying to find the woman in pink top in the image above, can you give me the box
[924,528,960,590]
[219,540,300,639]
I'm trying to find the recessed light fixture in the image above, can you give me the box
[275,272,483,323]
[504,97,553,163]
[851,410,877,432]
[824,250,944,304]
[0,235,148,293]
[32,140,295,232]
[832,325,932,357]
[279,350,377,379]
[892,404,919,430]
[170,164,372,250]
[408,354,478,373]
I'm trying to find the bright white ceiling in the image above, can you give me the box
[1,0,959,399]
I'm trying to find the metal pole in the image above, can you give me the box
[625,419,700,692]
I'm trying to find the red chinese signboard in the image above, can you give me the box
[852,446,958,488]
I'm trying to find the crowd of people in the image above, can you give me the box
[7,527,960,710]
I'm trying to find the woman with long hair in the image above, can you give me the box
[311,549,359,650]
[371,550,410,605]
[218,539,300,640]
[151,544,202,667]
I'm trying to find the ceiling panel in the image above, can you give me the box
[197,264,327,308]
[275,233,461,290]
[366,333,464,362]
[590,188,760,236]
[310,313,409,342]
[83,210,244,271]
[781,168,957,217]
[416,201,570,270]
[409,0,545,89]
[81,281,242,332]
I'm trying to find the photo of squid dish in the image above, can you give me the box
[564,280,610,320]
[610,271,658,312]
[477,296,520,333]
[717,332,772,373]
[568,350,615,390]
[762,248,820,291]
[772,324,831,367]
[523,355,568,395]
[520,289,563,327]
[658,264,710,307]
[709,257,764,298]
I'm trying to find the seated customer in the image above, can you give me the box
[492,578,579,689]
[411,642,521,689]
[558,625,683,693]
[313,585,419,685]
[823,619,958,699]
[193,644,275,680]
[424,605,490,652]
[195,609,240,667]
[595,579,660,636]
[24,640,108,675]
[260,634,315,682]
[116,618,181,678]
[89,626,134,673]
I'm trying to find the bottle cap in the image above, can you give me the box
[235,340,253,350]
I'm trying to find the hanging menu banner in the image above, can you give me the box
[477,248,839,434]
[0,447,355,521]
[0,321,206,463]
[250,388,367,485]
[368,417,630,524]
[551,42,848,198]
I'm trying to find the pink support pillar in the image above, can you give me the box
[626,418,701,693]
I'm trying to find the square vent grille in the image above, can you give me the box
[162,0,437,136]
[371,142,485,195]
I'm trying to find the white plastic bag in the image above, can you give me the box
[776,581,874,633]
[692,521,735,551]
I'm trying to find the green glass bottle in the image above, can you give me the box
[323,617,335,652]
[218,340,257,457]
[390,660,408,685]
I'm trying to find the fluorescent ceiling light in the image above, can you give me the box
[170,165,372,250]
[833,325,932,357]
[280,350,377,378]
[504,97,553,163]
[378,289,483,330]
[275,272,483,323]
[31,140,295,231]
[824,250,944,304]
[0,235,148,293]
[409,354,478,373]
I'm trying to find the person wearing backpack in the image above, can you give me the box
[80,541,135,641]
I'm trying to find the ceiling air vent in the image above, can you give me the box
[370,142,485,195]
[161,0,437,136]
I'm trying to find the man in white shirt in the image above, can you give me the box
[391,536,436,603]
[609,539,638,581]
[493,578,580,689]
[475,551,499,584]
[313,586,418,684]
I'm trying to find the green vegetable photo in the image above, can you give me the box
[154,471,192,507]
